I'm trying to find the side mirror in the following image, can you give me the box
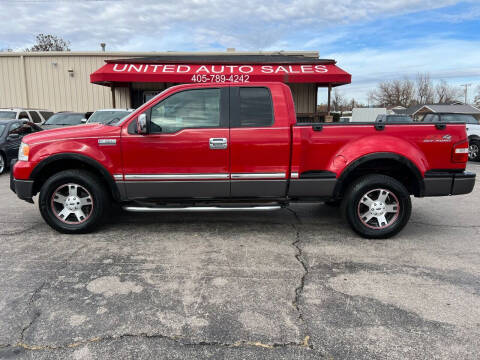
[7,133,20,140]
[137,113,148,134]
[81,118,87,123]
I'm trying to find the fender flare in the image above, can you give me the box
[30,153,120,201]
[468,135,480,142]
[333,152,424,197]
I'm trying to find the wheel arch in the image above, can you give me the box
[333,152,424,198]
[30,153,120,201]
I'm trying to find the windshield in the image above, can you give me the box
[88,110,131,124]
[44,113,84,125]
[0,111,16,120]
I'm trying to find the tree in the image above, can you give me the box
[26,34,71,52]
[473,85,480,108]
[435,80,461,104]
[369,78,415,107]
[332,90,347,114]
[416,73,434,104]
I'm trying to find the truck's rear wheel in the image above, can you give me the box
[39,170,108,233]
[341,174,411,239]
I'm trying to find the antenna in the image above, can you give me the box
[460,83,472,104]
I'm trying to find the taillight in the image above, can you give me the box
[452,140,469,163]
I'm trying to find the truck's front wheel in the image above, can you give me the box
[39,170,108,233]
[341,174,411,239]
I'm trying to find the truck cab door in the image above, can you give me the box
[229,86,291,198]
[121,87,230,200]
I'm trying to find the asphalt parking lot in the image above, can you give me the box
[0,164,479,359]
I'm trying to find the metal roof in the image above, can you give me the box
[105,55,336,65]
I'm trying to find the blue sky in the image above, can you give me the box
[0,0,479,103]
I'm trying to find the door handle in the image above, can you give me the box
[209,138,227,150]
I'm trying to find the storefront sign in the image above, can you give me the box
[91,63,351,84]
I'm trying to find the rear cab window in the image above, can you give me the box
[231,87,274,127]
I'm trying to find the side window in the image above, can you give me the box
[150,88,220,134]
[237,87,273,127]
[8,122,21,135]
[40,111,53,120]
[18,111,29,120]
[18,122,34,136]
[423,114,439,122]
[29,111,42,123]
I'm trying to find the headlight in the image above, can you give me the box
[18,142,30,161]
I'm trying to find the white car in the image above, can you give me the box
[0,108,53,125]
[422,113,480,161]
[86,108,134,125]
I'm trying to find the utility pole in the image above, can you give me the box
[460,83,472,104]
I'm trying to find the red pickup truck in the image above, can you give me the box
[10,83,475,238]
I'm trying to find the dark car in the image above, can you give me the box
[42,112,88,130]
[0,119,42,174]
[376,114,413,123]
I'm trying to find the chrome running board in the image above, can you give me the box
[123,205,282,212]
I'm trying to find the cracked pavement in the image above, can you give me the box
[0,163,479,359]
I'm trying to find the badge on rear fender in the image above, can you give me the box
[98,139,117,145]
[423,134,451,143]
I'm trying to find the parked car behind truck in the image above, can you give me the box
[0,119,42,174]
[10,83,475,238]
[86,109,134,125]
[421,113,480,161]
[0,108,53,125]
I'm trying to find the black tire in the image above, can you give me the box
[341,174,411,239]
[469,140,480,162]
[0,152,6,175]
[39,169,109,233]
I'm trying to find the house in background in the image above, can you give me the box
[413,104,480,121]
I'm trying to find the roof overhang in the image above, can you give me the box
[90,58,351,87]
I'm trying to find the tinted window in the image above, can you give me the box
[238,87,273,127]
[423,114,439,122]
[19,112,29,120]
[40,111,53,120]
[0,111,16,119]
[150,89,220,134]
[29,111,41,123]
[44,113,84,125]
[441,114,478,124]
[386,115,412,123]
[8,122,21,135]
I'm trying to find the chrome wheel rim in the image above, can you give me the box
[469,144,479,160]
[357,188,400,230]
[0,155,4,173]
[50,183,93,224]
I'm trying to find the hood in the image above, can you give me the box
[41,124,73,130]
[24,123,121,145]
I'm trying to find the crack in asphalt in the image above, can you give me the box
[1,333,312,352]
[15,243,89,346]
[286,208,313,350]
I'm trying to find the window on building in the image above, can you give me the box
[237,87,273,127]
[150,88,220,134]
